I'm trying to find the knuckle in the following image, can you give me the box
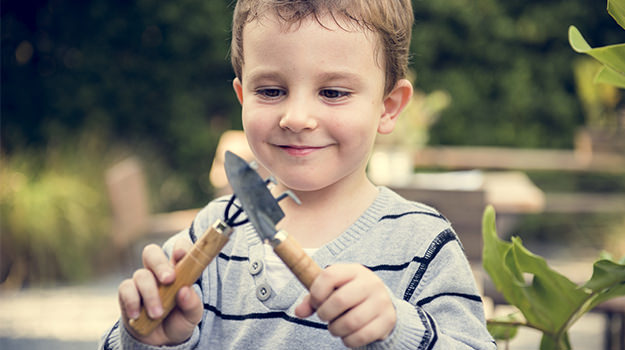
[343,314,361,332]
[132,268,148,280]
[343,334,366,348]
[142,243,159,256]
[316,309,330,322]
[332,293,349,308]
[118,278,133,291]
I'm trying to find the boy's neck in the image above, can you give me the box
[273,175,379,249]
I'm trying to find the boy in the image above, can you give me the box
[101,0,496,349]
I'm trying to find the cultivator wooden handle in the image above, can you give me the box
[129,220,233,336]
[271,230,322,290]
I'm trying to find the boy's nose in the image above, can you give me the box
[278,98,318,132]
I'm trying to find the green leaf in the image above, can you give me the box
[568,25,625,76]
[584,259,625,291]
[579,259,625,312]
[608,0,625,30]
[505,236,586,331]
[482,206,587,333]
[595,66,625,88]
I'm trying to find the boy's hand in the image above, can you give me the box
[294,264,396,348]
[118,239,203,346]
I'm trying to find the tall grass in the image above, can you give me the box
[1,131,112,288]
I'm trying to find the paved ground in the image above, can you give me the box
[0,276,120,349]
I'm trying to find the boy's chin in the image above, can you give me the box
[273,175,332,194]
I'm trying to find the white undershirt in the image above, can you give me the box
[263,244,318,292]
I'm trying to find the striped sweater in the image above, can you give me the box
[100,187,496,349]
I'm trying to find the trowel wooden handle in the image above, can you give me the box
[129,220,232,336]
[272,231,322,290]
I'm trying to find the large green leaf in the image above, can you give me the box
[482,206,585,331]
[595,66,625,88]
[482,205,625,350]
[608,0,625,29]
[579,259,625,312]
[568,25,625,76]
[504,237,586,330]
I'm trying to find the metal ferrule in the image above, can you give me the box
[213,219,234,237]
[269,230,288,248]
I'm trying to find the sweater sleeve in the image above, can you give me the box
[360,229,496,350]
[98,320,201,350]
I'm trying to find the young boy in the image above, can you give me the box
[101,0,496,349]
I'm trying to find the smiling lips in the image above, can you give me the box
[277,144,327,157]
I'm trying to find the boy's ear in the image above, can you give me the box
[233,77,244,104]
[378,79,413,134]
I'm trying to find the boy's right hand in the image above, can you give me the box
[118,239,203,346]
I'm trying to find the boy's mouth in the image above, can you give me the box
[277,144,326,156]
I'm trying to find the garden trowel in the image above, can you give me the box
[224,151,322,289]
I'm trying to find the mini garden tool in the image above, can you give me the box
[224,151,322,290]
[129,151,261,336]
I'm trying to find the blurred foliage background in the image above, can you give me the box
[1,0,623,286]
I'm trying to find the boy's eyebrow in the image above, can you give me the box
[245,70,284,84]
[315,71,364,85]
[244,69,365,87]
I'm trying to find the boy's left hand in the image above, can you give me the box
[294,263,396,348]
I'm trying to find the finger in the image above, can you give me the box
[133,268,163,319]
[316,277,369,323]
[171,237,193,264]
[326,298,373,338]
[118,278,141,321]
[309,264,357,311]
[142,244,175,284]
[340,311,396,348]
[294,294,316,318]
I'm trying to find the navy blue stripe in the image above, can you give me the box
[379,210,447,222]
[403,229,458,302]
[417,292,483,307]
[189,221,197,243]
[103,320,119,350]
[425,312,438,350]
[416,307,432,350]
[204,304,327,330]
[366,255,428,272]
[218,252,248,262]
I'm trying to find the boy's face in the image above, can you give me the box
[233,15,397,193]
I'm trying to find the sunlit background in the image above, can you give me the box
[1,0,624,348]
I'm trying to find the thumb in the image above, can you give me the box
[161,286,203,343]
[177,286,203,323]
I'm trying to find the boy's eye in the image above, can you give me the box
[320,89,350,100]
[255,88,285,99]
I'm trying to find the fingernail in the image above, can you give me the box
[129,310,140,320]
[149,305,163,319]
[160,271,171,282]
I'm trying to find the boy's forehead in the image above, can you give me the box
[241,12,383,66]
[244,11,376,39]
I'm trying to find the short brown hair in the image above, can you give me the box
[230,0,414,96]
